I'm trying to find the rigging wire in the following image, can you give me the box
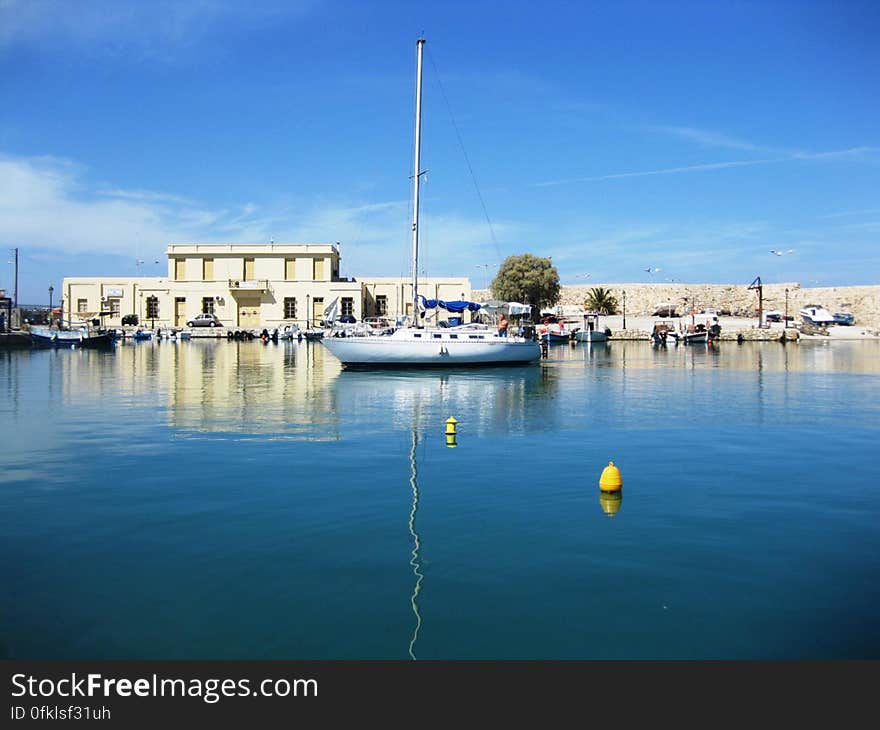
[426,45,505,270]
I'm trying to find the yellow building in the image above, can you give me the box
[62,243,472,329]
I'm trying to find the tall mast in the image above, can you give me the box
[411,38,425,327]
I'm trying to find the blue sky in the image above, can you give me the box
[1,0,878,302]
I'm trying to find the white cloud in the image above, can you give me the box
[0,153,511,282]
[646,125,767,152]
[0,0,310,58]
[532,145,879,188]
[533,158,789,187]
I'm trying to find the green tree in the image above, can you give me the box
[584,287,619,315]
[489,254,560,318]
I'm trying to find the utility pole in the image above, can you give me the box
[622,290,627,330]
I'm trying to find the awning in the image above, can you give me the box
[419,296,481,313]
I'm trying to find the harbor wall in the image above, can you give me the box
[473,282,880,328]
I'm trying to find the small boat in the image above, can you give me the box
[679,330,708,345]
[573,313,608,343]
[650,321,676,346]
[652,302,678,317]
[29,326,116,349]
[800,304,835,327]
[276,325,301,340]
[303,328,325,341]
[131,330,152,341]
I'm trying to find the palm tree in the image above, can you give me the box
[584,287,618,315]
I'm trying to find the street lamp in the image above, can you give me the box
[48,285,54,327]
[622,290,626,330]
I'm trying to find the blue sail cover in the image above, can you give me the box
[419,296,481,313]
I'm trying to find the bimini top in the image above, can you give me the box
[419,296,482,313]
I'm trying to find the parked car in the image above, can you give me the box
[338,314,356,324]
[186,313,222,327]
[833,312,855,326]
[121,314,139,325]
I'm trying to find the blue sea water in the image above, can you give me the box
[1,339,879,659]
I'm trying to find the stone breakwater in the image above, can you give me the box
[473,282,880,329]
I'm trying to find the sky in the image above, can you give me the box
[1,0,878,303]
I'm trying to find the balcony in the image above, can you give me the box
[228,279,271,293]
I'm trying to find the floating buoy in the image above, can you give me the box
[445,417,457,436]
[599,460,623,492]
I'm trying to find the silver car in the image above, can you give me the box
[186,313,222,327]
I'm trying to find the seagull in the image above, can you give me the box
[770,249,796,256]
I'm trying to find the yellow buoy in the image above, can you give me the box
[446,434,457,449]
[599,460,623,492]
[445,417,458,436]
[599,491,622,517]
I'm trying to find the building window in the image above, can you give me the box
[202,296,215,315]
[203,258,214,281]
[341,297,353,317]
[283,297,297,319]
[77,298,88,313]
[376,295,387,316]
[174,259,186,281]
[146,296,159,319]
[313,258,325,280]
[285,259,296,281]
[109,298,121,317]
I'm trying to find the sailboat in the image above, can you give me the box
[322,38,541,368]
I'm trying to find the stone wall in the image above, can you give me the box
[473,282,880,328]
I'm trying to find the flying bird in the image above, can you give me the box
[770,249,796,256]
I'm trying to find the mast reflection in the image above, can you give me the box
[407,428,423,660]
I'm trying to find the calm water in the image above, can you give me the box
[2,338,879,659]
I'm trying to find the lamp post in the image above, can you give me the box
[622,290,626,330]
[785,288,789,329]
[48,285,54,327]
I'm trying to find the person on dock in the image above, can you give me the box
[498,313,508,337]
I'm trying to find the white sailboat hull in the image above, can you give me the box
[322,329,541,367]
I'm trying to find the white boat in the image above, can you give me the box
[573,313,608,343]
[322,38,540,368]
[276,325,301,340]
[800,304,835,327]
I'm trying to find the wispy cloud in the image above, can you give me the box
[533,146,879,188]
[819,208,880,219]
[646,125,768,152]
[0,0,311,59]
[0,152,508,282]
[793,146,880,160]
[534,158,788,187]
